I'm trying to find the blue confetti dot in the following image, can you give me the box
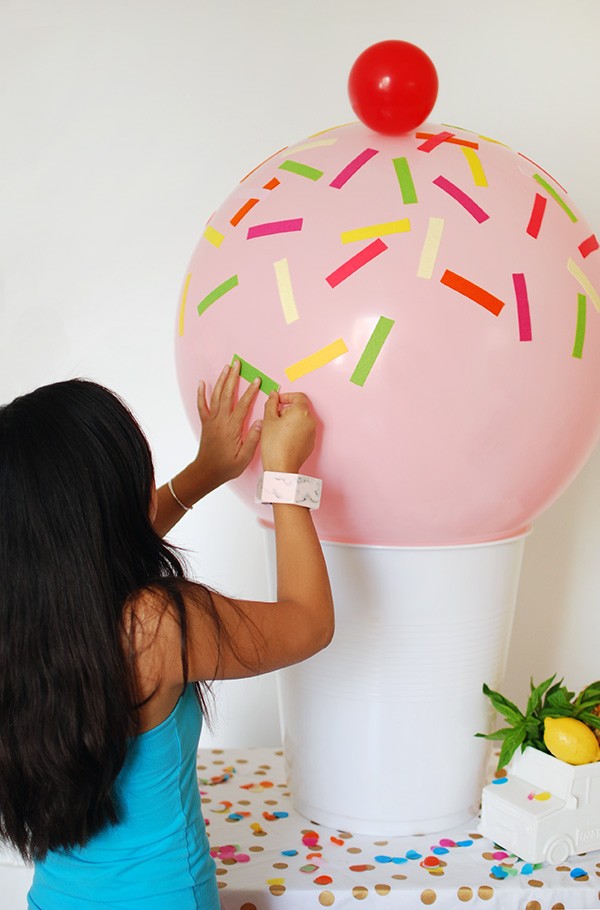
[492,777,508,785]
[273,812,289,819]
[521,863,534,875]
[406,850,422,860]
[491,865,508,879]
[375,855,392,863]
[282,849,298,856]
[456,840,473,847]
[432,847,449,855]
[391,856,408,864]
[570,867,587,879]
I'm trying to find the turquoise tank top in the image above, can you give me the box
[28,686,218,910]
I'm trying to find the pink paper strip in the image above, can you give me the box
[513,272,532,341]
[433,176,489,223]
[526,193,547,239]
[326,238,388,288]
[579,234,599,259]
[417,131,455,153]
[330,148,379,189]
[247,218,303,239]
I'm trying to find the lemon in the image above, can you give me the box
[543,717,600,765]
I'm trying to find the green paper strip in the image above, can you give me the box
[393,157,418,204]
[232,355,280,394]
[350,317,395,387]
[572,294,586,359]
[532,174,577,223]
[279,160,324,181]
[198,275,239,316]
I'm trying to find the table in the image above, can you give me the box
[200,748,600,910]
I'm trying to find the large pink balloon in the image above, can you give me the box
[175,121,600,546]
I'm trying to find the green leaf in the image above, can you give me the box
[526,674,556,718]
[482,683,525,726]
[475,727,514,742]
[497,725,527,770]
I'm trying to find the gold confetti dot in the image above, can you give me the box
[255,770,266,776]
[211,749,224,754]
[420,889,437,905]
[428,868,445,877]
[216,868,227,876]
[269,885,286,897]
[468,833,483,839]
[481,852,495,861]
[555,866,570,872]
[478,885,494,900]
[375,884,391,895]
[528,880,543,888]
[260,764,272,769]
[319,891,335,907]
[352,886,368,900]
[392,874,407,881]
[217,881,226,889]
[457,886,473,902]
[526,902,542,910]
[239,799,251,806]
[265,799,278,805]
[347,847,362,854]
[236,758,248,764]
[339,832,353,839]
[374,841,389,846]
[213,760,225,766]
[551,904,565,910]
[221,858,236,866]
[249,845,264,853]
[273,862,288,869]
[240,904,257,910]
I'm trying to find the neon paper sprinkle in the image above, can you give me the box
[278,159,324,181]
[198,275,239,317]
[247,218,303,239]
[417,130,454,152]
[513,273,532,341]
[461,147,487,186]
[350,316,395,387]
[230,198,260,227]
[341,219,410,244]
[579,234,599,258]
[326,238,388,287]
[263,177,280,190]
[526,193,547,239]
[417,131,479,150]
[533,174,577,222]
[573,295,586,358]
[417,216,444,279]
[178,273,191,336]
[273,258,299,324]
[330,148,379,188]
[231,355,280,394]
[393,156,418,203]
[285,338,349,382]
[203,225,225,247]
[519,152,568,192]
[433,176,489,222]
[441,269,505,316]
[568,257,600,311]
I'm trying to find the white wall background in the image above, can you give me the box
[1,0,600,758]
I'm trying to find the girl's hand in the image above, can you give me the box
[261,391,316,473]
[194,360,263,489]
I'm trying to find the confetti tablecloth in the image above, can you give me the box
[199,748,600,910]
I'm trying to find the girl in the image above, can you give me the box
[0,359,334,909]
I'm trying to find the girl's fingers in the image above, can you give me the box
[210,363,231,410]
[220,357,241,408]
[196,380,209,423]
[235,376,261,418]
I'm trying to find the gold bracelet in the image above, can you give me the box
[167,478,193,511]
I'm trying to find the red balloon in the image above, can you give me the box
[348,40,438,135]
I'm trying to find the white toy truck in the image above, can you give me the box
[480,745,600,864]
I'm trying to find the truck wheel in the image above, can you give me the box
[545,836,574,865]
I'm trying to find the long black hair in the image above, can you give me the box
[0,379,218,861]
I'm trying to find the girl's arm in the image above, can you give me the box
[153,359,262,537]
[146,390,334,684]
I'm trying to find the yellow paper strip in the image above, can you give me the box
[341,219,410,244]
[204,225,224,248]
[274,258,299,324]
[285,339,348,382]
[568,258,600,312]
[178,273,192,336]
[461,147,488,187]
[286,139,338,154]
[417,217,445,279]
